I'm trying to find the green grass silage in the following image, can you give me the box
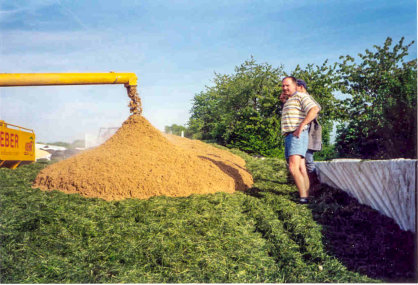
[0,153,415,283]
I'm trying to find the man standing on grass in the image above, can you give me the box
[296,79,322,187]
[280,76,320,204]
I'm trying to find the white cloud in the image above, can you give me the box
[0,0,57,22]
[0,7,24,16]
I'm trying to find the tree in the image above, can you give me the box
[164,124,189,137]
[335,37,417,159]
[188,57,286,156]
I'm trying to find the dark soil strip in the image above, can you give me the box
[308,185,416,283]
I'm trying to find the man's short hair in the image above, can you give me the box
[296,79,307,90]
[282,76,297,84]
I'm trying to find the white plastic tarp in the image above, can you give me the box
[316,159,416,232]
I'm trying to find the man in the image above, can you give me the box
[296,79,322,186]
[281,76,320,204]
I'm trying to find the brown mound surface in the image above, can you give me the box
[33,115,253,201]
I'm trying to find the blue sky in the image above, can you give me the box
[0,0,416,143]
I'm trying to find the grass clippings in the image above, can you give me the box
[1,150,415,283]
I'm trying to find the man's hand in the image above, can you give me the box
[280,92,288,103]
[293,106,320,138]
[293,126,303,138]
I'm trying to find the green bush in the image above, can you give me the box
[335,37,417,159]
[314,144,339,161]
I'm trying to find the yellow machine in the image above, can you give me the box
[0,120,35,169]
[0,72,139,169]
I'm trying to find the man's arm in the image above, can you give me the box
[293,106,320,138]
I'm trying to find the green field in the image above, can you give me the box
[0,150,415,283]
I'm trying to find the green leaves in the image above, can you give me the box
[186,37,416,160]
[188,57,285,155]
[335,37,417,159]
[164,124,188,136]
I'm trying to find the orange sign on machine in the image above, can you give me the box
[0,120,35,169]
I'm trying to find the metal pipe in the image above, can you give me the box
[0,72,137,87]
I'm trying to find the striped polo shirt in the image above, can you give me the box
[281,92,321,134]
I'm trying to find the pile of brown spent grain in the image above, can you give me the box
[163,134,253,191]
[33,115,253,201]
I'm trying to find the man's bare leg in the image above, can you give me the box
[300,158,310,196]
[288,155,308,198]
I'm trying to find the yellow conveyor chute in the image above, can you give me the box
[0,72,142,115]
[0,72,137,87]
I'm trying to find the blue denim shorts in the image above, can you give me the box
[284,129,309,161]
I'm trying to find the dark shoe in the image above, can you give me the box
[299,198,309,204]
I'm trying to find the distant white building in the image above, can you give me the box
[35,143,67,151]
[35,143,66,161]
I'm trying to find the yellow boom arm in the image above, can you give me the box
[0,71,142,115]
[0,72,137,87]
